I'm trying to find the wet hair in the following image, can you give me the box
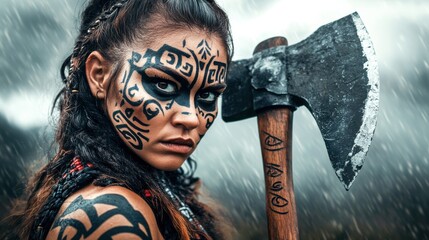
[6,0,233,239]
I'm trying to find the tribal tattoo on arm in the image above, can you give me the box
[50,194,152,240]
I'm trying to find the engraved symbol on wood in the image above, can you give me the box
[262,131,286,151]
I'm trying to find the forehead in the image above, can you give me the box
[129,30,228,89]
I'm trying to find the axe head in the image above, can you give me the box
[222,12,379,189]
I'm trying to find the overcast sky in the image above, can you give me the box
[1,0,428,238]
[0,0,427,128]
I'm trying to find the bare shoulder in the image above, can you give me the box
[46,185,163,240]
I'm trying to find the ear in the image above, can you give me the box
[85,51,111,99]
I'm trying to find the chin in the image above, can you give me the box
[145,155,187,171]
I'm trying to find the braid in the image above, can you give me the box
[30,157,100,240]
[67,0,129,93]
[9,1,234,239]
[87,0,129,34]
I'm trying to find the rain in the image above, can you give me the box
[0,0,428,239]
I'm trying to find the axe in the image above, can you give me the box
[222,12,379,239]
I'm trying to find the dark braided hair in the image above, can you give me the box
[7,0,233,239]
[31,156,100,240]
[67,0,130,93]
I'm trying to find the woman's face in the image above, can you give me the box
[106,30,228,170]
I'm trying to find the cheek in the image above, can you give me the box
[107,73,170,152]
[109,107,150,151]
[115,70,170,122]
[197,106,218,133]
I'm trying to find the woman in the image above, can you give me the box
[10,0,233,239]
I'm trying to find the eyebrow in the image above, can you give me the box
[145,64,190,88]
[145,63,227,91]
[203,83,227,91]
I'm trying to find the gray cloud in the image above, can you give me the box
[0,0,428,239]
[0,9,67,97]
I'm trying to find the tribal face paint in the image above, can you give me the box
[106,31,227,170]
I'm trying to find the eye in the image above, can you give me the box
[155,80,178,95]
[197,91,219,103]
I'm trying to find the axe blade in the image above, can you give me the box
[222,59,255,122]
[222,12,379,190]
[286,12,379,189]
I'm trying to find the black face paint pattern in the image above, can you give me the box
[112,39,227,151]
[51,194,152,240]
[112,110,149,150]
[197,108,218,129]
[142,99,165,120]
[139,64,193,109]
[138,42,226,112]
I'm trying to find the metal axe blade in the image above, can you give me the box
[222,12,379,189]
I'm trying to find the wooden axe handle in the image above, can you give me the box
[255,37,299,239]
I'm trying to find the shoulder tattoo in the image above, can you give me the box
[51,194,152,240]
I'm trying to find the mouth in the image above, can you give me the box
[160,138,195,155]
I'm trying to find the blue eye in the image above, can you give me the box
[155,81,177,95]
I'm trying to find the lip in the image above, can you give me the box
[160,138,195,154]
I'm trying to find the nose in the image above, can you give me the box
[171,105,199,130]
